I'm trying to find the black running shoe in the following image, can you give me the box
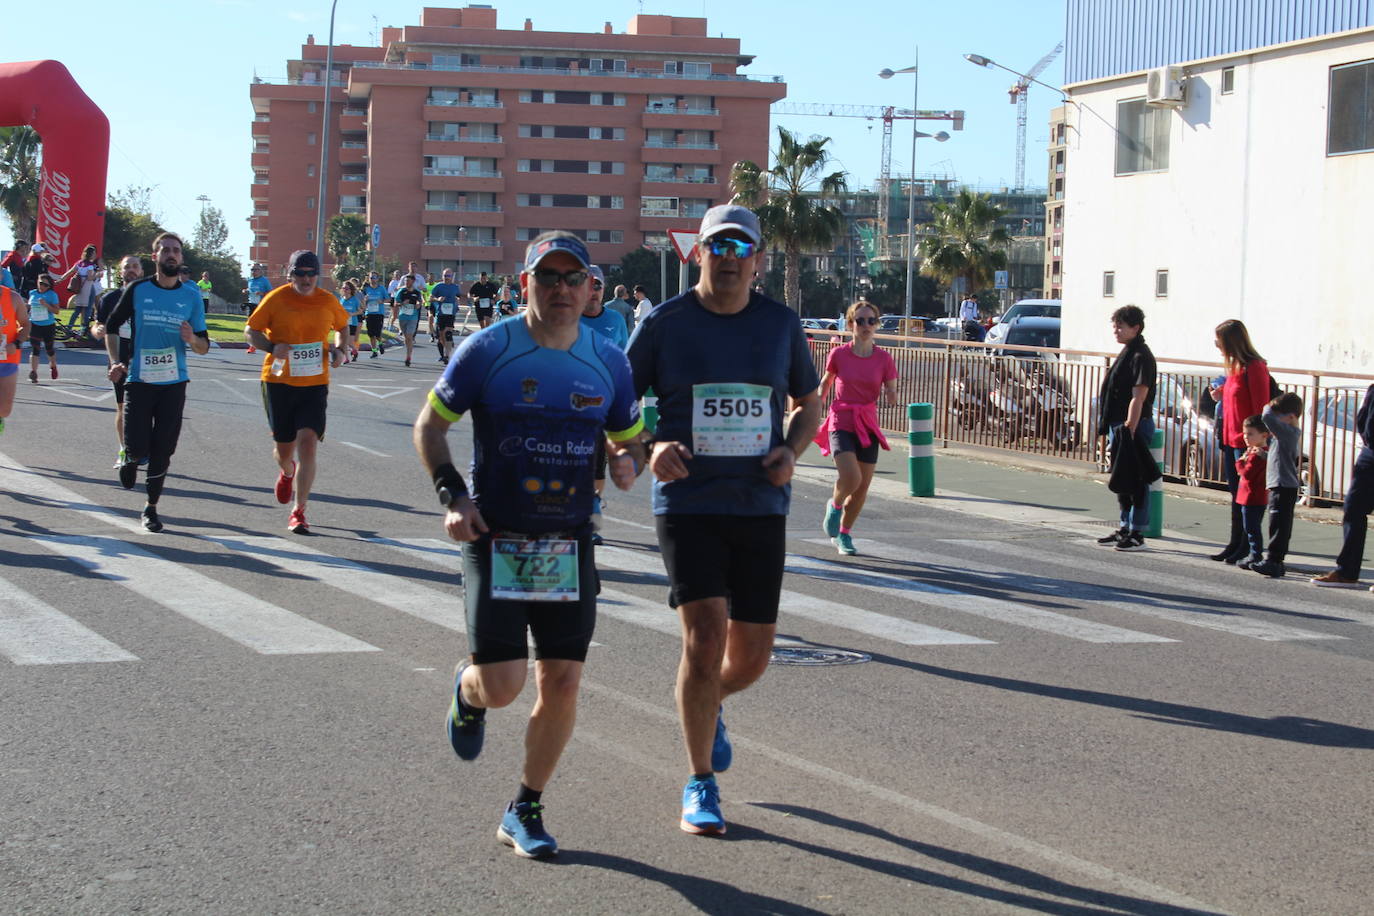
[141,506,163,533]
[1115,531,1146,551]
[1096,527,1127,546]
[118,461,138,490]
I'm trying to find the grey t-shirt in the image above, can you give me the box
[1261,406,1302,488]
[626,289,820,516]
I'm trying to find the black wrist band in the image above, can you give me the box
[432,462,469,498]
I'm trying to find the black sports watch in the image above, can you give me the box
[438,485,463,508]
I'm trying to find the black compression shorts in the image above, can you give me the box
[654,514,786,624]
[461,529,598,664]
[829,428,880,464]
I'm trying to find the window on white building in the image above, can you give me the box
[1328,59,1374,156]
[1102,271,1115,297]
[1155,269,1169,298]
[1115,98,1169,174]
[1220,66,1235,95]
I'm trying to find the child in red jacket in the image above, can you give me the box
[1236,415,1269,569]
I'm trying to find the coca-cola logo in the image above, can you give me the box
[38,167,73,269]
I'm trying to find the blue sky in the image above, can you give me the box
[0,0,1067,264]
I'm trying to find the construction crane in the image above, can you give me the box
[772,103,964,258]
[1005,43,1063,190]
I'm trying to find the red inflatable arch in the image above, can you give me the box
[0,60,109,273]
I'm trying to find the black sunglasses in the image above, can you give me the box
[853,316,879,326]
[292,269,319,278]
[531,268,588,288]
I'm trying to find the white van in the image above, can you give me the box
[985,299,1062,344]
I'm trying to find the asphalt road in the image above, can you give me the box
[2,343,1371,915]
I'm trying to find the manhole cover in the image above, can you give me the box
[770,647,871,666]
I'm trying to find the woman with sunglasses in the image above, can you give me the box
[814,301,898,555]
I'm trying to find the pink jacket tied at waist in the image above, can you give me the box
[814,401,891,457]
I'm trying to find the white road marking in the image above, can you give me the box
[597,546,995,647]
[338,441,391,458]
[44,383,114,403]
[936,538,1357,639]
[335,384,418,400]
[782,549,1175,644]
[34,535,377,656]
[202,536,465,632]
[0,454,144,534]
[0,575,138,665]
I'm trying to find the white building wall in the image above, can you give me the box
[1061,28,1374,373]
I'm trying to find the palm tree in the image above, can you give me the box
[916,188,1010,300]
[730,127,847,311]
[0,127,41,241]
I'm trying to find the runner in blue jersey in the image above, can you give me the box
[427,269,463,364]
[104,232,211,532]
[626,204,821,836]
[25,275,60,383]
[337,279,362,362]
[361,272,388,358]
[579,265,628,543]
[414,231,644,859]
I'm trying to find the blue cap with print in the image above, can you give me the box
[522,233,591,273]
[587,264,605,284]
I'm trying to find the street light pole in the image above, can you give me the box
[880,50,919,322]
[315,0,339,259]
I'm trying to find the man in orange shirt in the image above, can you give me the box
[244,250,349,533]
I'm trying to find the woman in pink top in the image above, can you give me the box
[814,301,898,555]
[1208,318,1272,563]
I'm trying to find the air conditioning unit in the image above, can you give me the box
[1146,65,1186,107]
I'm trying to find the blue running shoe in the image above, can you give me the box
[446,660,485,760]
[823,502,842,538]
[680,776,726,835]
[711,706,732,773]
[497,801,557,858]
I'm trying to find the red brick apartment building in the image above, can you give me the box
[248,5,787,280]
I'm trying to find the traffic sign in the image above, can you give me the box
[994,270,1008,290]
[667,229,698,264]
[371,224,382,249]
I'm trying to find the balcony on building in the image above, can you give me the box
[251,182,270,201]
[251,117,271,137]
[421,238,503,263]
[339,140,367,166]
[339,107,367,132]
[421,167,504,194]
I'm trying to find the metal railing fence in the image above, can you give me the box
[806,331,1373,507]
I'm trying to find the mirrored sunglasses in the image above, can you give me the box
[707,237,756,259]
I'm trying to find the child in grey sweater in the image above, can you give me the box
[1252,391,1304,577]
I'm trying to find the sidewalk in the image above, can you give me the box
[794,437,1353,576]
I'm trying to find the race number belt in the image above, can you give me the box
[478,298,492,309]
[288,341,325,377]
[490,537,579,602]
[139,346,178,384]
[691,382,771,456]
[438,301,455,316]
[29,304,50,323]
[399,305,419,319]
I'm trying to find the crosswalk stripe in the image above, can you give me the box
[597,546,996,647]
[202,536,466,633]
[0,453,143,534]
[785,546,1175,645]
[34,535,378,656]
[0,575,139,665]
[933,539,1351,641]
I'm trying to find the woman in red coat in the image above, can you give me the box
[1208,319,1271,562]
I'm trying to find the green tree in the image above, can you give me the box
[729,127,848,311]
[916,189,1009,299]
[192,205,232,258]
[102,205,165,266]
[0,127,41,242]
[610,246,692,303]
[325,213,371,283]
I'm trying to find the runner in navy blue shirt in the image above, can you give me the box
[414,231,644,859]
[104,232,210,532]
[625,204,821,836]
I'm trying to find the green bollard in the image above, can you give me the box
[642,387,658,435]
[1146,428,1164,538]
[908,402,935,497]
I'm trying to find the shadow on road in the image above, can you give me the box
[547,850,829,915]
[750,803,1224,916]
[872,656,1374,749]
